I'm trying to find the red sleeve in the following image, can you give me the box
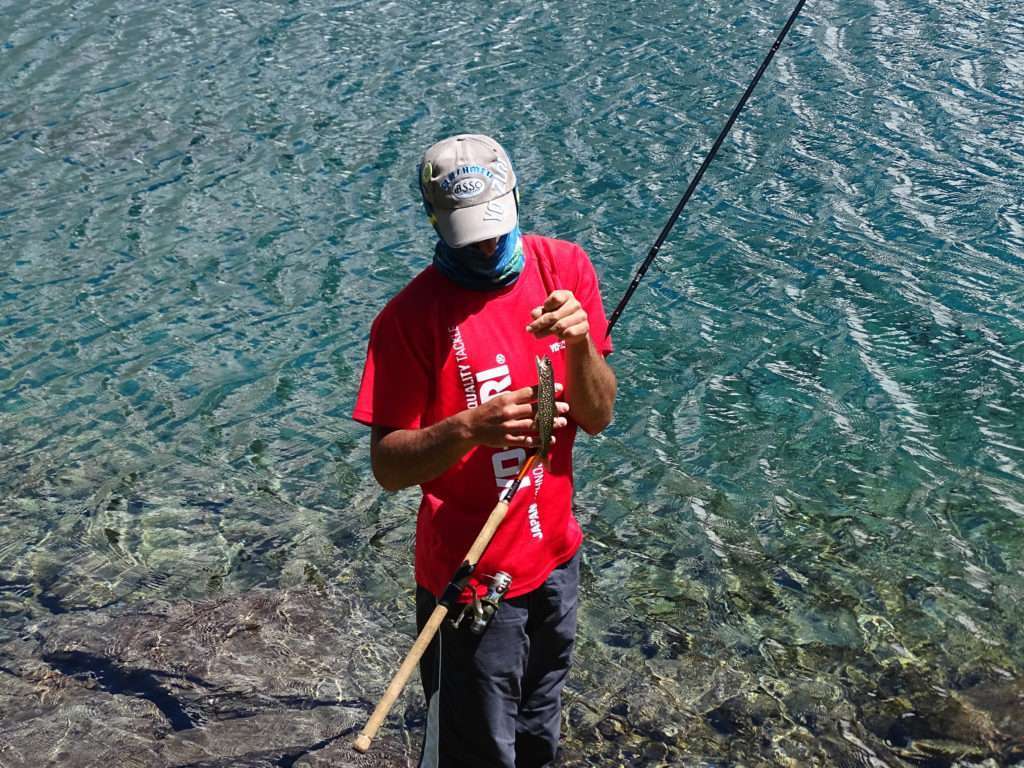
[351,303,433,429]
[572,244,614,356]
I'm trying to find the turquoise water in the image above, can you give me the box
[2,0,1023,764]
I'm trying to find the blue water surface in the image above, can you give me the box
[2,0,1023,764]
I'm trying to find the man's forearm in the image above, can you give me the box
[566,336,616,434]
[371,416,473,492]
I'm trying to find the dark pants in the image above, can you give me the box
[416,549,580,768]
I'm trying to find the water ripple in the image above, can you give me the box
[2,0,1024,763]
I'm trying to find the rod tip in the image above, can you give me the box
[352,734,372,753]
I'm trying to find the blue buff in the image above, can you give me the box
[432,227,524,291]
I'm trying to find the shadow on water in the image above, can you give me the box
[41,648,370,725]
[42,649,211,730]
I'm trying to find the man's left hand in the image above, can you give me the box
[526,290,589,346]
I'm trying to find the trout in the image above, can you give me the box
[534,355,555,459]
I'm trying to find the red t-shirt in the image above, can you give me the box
[352,235,613,600]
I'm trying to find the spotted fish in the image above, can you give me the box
[534,355,555,459]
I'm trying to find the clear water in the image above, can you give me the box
[2,0,1023,764]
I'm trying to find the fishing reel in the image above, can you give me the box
[450,571,513,636]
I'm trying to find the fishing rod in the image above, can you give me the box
[606,0,808,335]
[353,357,556,754]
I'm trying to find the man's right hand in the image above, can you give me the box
[461,384,569,450]
[372,385,568,491]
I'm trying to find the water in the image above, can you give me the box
[2,0,1023,764]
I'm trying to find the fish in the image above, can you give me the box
[534,355,555,459]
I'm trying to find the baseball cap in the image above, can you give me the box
[418,134,518,248]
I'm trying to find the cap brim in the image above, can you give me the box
[435,190,517,249]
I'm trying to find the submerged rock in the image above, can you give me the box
[1,575,1021,767]
[0,588,417,767]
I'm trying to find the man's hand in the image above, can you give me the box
[463,383,569,450]
[526,290,589,346]
[525,289,616,436]
[371,383,569,491]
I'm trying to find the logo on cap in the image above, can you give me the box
[451,178,486,200]
[482,199,506,222]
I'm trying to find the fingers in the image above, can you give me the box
[479,370,571,452]
[528,290,569,320]
[498,404,536,425]
[526,291,589,343]
[506,384,538,403]
[498,434,533,449]
[492,412,570,450]
[526,290,572,332]
[528,381,566,400]
[530,316,589,345]
[527,300,579,334]
[524,433,559,448]
[503,412,569,435]
[505,432,561,450]
[542,289,572,313]
[484,386,566,425]
[503,417,537,434]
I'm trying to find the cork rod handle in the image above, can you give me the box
[352,496,513,753]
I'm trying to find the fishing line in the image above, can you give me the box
[606,0,808,335]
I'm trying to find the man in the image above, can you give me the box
[352,133,616,767]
